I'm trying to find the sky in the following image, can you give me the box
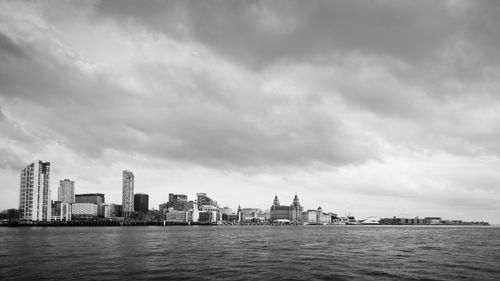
[1,0,499,223]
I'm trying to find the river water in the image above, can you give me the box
[1,225,499,280]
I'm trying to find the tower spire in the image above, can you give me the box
[273,194,280,206]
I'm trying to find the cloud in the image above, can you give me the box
[95,1,500,69]
[0,147,24,170]
[0,32,26,59]
[0,8,379,170]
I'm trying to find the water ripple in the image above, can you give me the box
[0,225,499,280]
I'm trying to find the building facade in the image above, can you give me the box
[239,208,266,223]
[58,179,75,203]
[269,194,303,223]
[196,193,219,223]
[51,201,72,221]
[134,193,149,212]
[197,193,217,209]
[72,203,98,218]
[103,204,122,218]
[302,207,331,224]
[122,170,134,218]
[19,161,51,221]
[162,194,199,222]
[75,193,105,217]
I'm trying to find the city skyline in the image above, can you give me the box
[1,1,500,224]
[3,160,492,224]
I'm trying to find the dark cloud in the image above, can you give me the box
[94,1,500,69]
[0,32,25,59]
[0,37,377,169]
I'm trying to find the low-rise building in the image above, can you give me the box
[51,201,71,221]
[302,207,331,224]
[103,204,122,218]
[239,207,266,223]
[72,203,98,219]
[75,193,105,217]
[424,217,442,224]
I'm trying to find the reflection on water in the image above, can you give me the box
[1,225,499,280]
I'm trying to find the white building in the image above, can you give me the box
[19,161,51,221]
[72,203,98,217]
[58,179,75,203]
[302,207,331,225]
[303,210,318,224]
[122,170,134,218]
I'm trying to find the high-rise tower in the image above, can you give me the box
[58,179,75,203]
[122,170,134,218]
[19,161,51,221]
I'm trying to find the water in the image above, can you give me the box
[1,225,499,280]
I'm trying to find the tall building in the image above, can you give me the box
[58,179,75,203]
[19,161,51,221]
[134,193,149,212]
[122,170,134,218]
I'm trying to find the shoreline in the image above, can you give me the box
[0,221,491,227]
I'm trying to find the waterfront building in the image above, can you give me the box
[103,203,122,218]
[169,193,187,206]
[19,161,51,222]
[302,207,331,224]
[269,194,303,223]
[58,179,75,203]
[197,193,217,208]
[424,217,442,224]
[164,209,189,222]
[122,170,134,218]
[379,217,426,225]
[303,210,318,224]
[197,193,219,223]
[159,203,168,219]
[0,209,23,221]
[72,203,98,218]
[222,213,239,223]
[75,193,105,217]
[220,207,236,223]
[168,193,193,211]
[134,193,149,212]
[163,200,199,223]
[162,194,199,222]
[51,201,71,221]
[160,193,196,220]
[198,210,218,223]
[239,207,266,223]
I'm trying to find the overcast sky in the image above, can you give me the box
[1,0,499,223]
